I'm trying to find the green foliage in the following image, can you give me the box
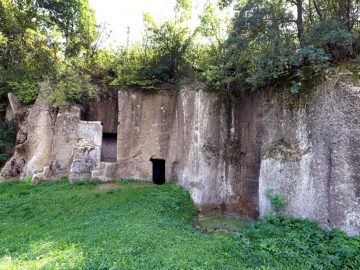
[24,175,32,186]
[235,215,360,269]
[194,2,231,89]
[143,19,195,81]
[224,0,297,89]
[44,61,96,107]
[218,0,360,92]
[304,20,354,60]
[200,61,234,89]
[246,38,296,88]
[87,48,116,85]
[108,3,199,90]
[108,0,358,93]
[0,120,18,166]
[307,0,360,32]
[1,0,360,103]
[265,189,286,214]
[0,180,359,269]
[34,0,98,57]
[0,0,97,108]
[290,81,301,94]
[295,46,331,71]
[0,2,57,104]
[8,80,38,104]
[109,46,159,89]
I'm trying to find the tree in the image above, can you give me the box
[0,0,57,104]
[110,2,197,89]
[36,0,98,57]
[215,0,359,92]
[194,1,232,89]
[142,16,195,81]
[0,0,98,107]
[288,0,304,44]
[311,0,360,31]
[224,0,297,88]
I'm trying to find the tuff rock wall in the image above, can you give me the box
[1,93,102,183]
[1,75,359,236]
[257,79,360,236]
[104,87,259,219]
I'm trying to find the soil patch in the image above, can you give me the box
[96,183,122,191]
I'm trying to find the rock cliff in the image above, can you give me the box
[1,75,359,236]
[1,93,102,183]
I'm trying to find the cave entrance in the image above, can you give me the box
[101,133,117,162]
[150,159,166,185]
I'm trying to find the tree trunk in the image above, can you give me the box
[339,0,352,30]
[296,0,304,45]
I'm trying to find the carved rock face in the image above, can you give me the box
[1,94,53,179]
[258,80,360,236]
[1,77,360,236]
[1,94,102,183]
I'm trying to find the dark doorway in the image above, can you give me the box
[150,159,166,185]
[102,133,117,162]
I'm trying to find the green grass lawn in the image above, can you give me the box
[0,180,359,270]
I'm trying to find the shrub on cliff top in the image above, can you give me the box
[1,0,360,108]
[44,61,96,107]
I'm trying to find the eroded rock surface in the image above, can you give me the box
[113,88,251,216]
[1,94,102,183]
[1,75,359,236]
[108,79,359,235]
[1,94,54,179]
[258,80,360,236]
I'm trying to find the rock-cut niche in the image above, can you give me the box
[82,97,118,163]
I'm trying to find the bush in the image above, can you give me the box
[44,61,96,107]
[224,0,297,89]
[245,37,296,88]
[8,80,38,104]
[304,20,354,61]
[220,0,359,93]
[110,46,160,89]
[294,46,331,71]
[143,20,195,82]
[235,215,360,269]
[265,189,286,215]
[110,10,196,89]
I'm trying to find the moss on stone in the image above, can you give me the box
[287,68,325,111]
[264,138,310,162]
[227,138,242,162]
[201,143,218,157]
[332,63,360,86]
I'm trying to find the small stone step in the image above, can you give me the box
[91,162,119,181]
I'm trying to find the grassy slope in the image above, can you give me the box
[0,180,359,270]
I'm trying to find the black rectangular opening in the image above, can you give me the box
[101,133,117,162]
[150,159,166,185]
